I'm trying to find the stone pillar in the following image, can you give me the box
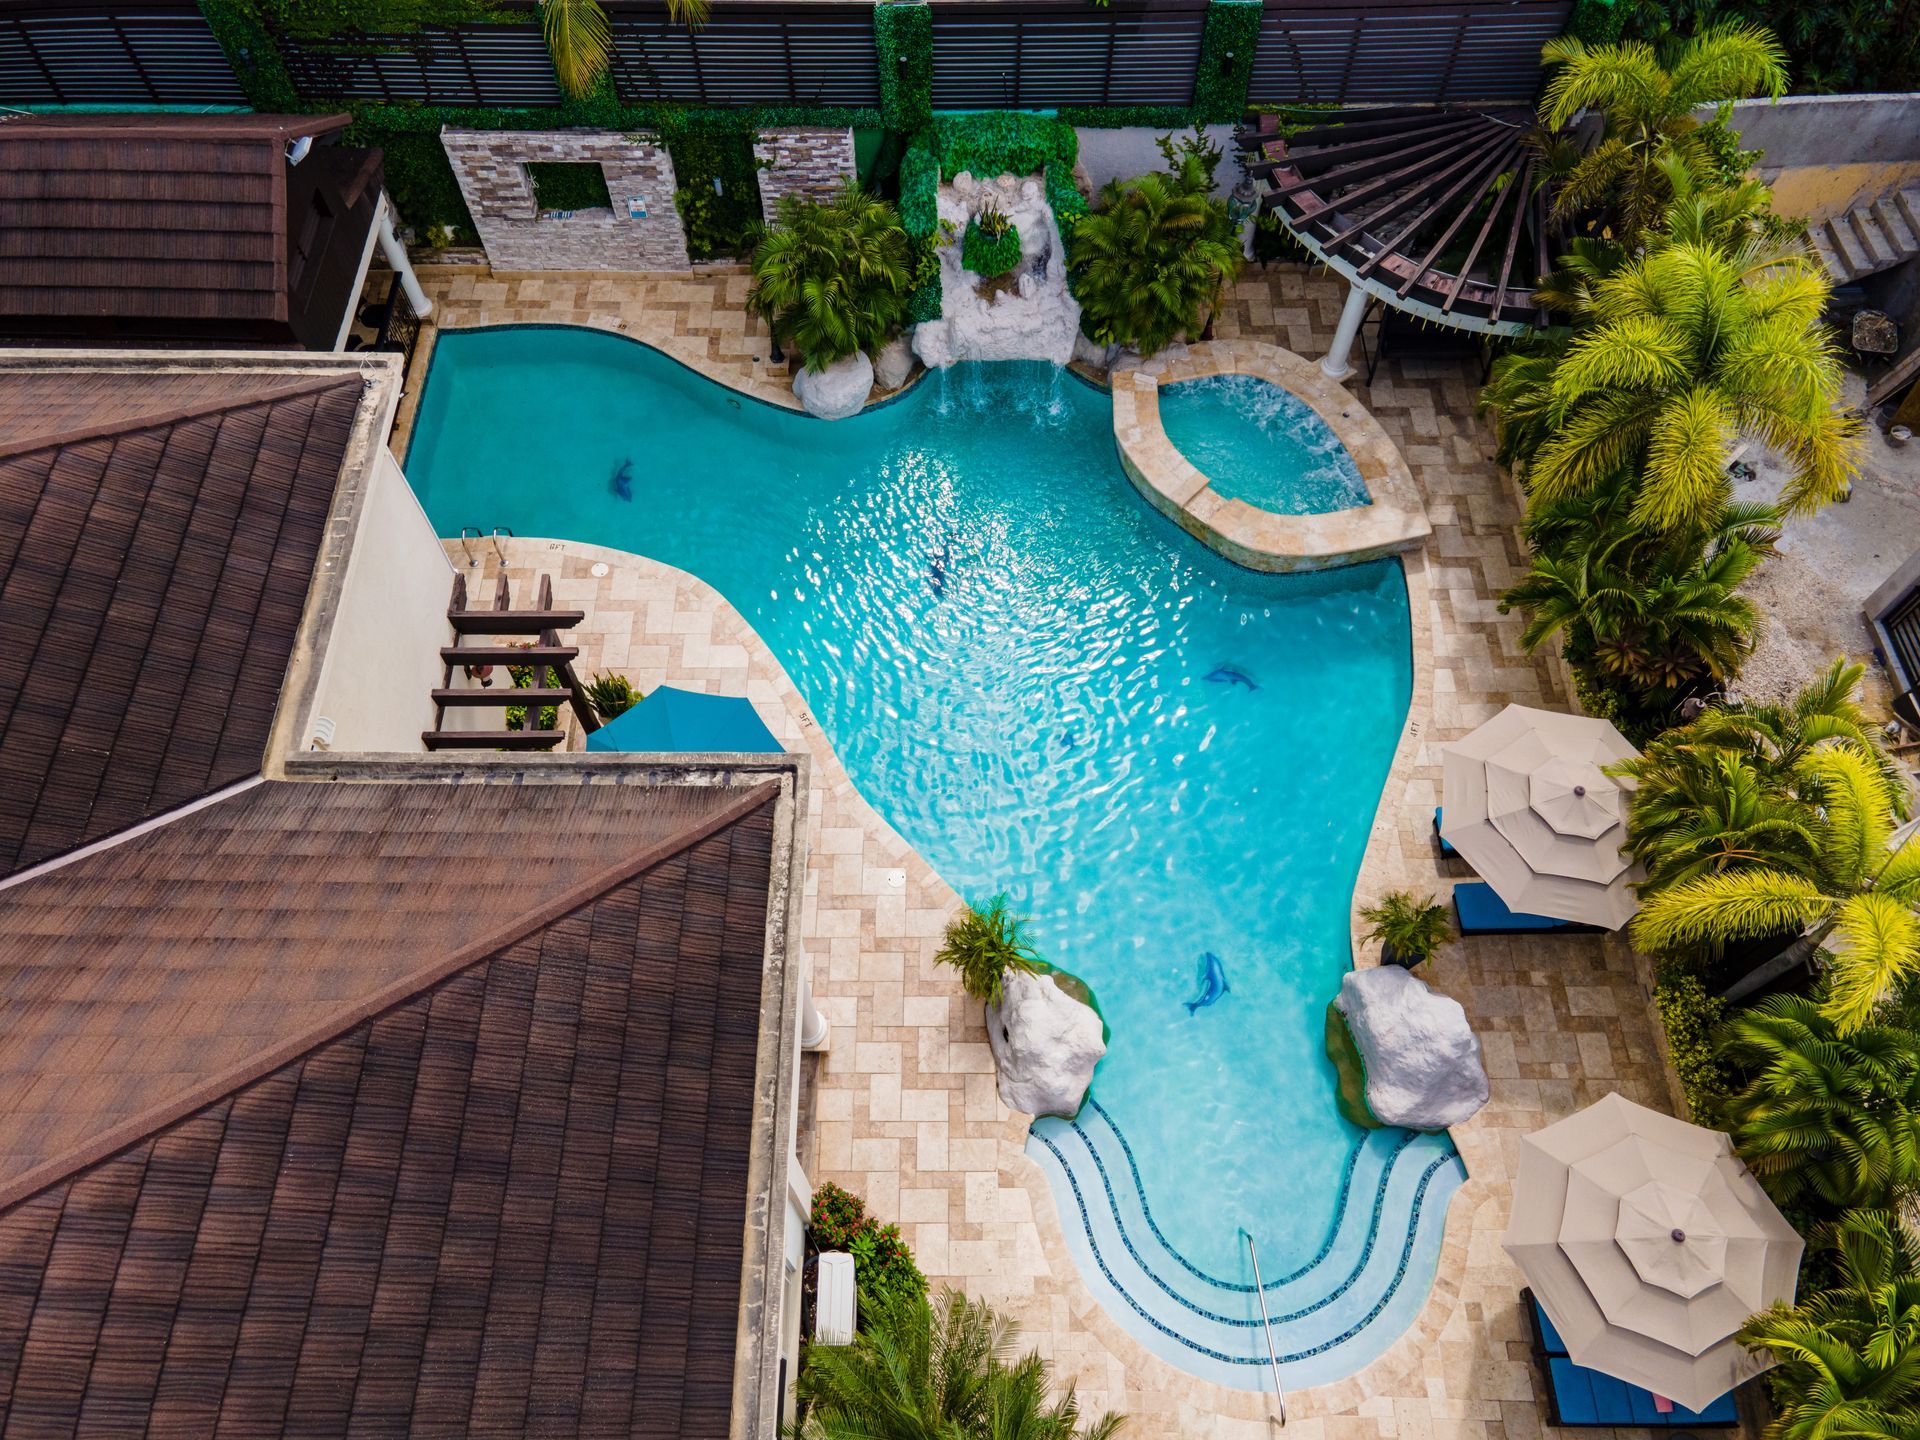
[1321,281,1370,382]
[799,962,830,1051]
[376,196,433,318]
[752,128,858,224]
[441,128,691,272]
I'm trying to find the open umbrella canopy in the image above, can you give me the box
[1441,704,1642,928]
[1503,1093,1802,1411]
[586,685,784,755]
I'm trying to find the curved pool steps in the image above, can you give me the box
[1029,1104,1465,1391]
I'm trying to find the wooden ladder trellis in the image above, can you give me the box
[423,572,601,751]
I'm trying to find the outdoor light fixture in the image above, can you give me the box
[1221,51,1235,75]
[285,134,314,165]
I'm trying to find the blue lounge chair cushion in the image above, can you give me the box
[1529,1294,1737,1427]
[1453,882,1572,934]
[1433,807,1458,857]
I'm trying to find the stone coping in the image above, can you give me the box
[1112,340,1432,571]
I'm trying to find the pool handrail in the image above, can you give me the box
[1241,1227,1288,1425]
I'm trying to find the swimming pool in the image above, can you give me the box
[1159,373,1371,515]
[406,328,1461,1388]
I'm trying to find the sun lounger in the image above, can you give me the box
[1433,807,1458,858]
[1453,883,1601,935]
[1523,1290,1737,1428]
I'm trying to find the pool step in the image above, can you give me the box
[1029,1101,1465,1391]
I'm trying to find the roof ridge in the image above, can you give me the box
[0,779,782,1215]
[0,112,353,143]
[0,372,362,463]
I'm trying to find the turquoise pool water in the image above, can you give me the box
[407,328,1449,1384]
[1160,373,1371,515]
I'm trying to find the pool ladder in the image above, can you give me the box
[1242,1229,1288,1425]
[458,525,514,568]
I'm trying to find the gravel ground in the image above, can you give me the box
[1734,369,1920,712]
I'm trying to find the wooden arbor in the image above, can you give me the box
[425,573,600,751]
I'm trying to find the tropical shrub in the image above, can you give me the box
[1739,1209,1920,1440]
[809,1182,927,1318]
[1653,971,1733,1122]
[796,1288,1124,1440]
[1359,892,1451,968]
[1613,0,1920,98]
[935,894,1043,1005]
[748,182,917,370]
[1715,995,1920,1208]
[585,671,639,720]
[1067,138,1241,356]
[961,206,1022,278]
[1536,23,1789,248]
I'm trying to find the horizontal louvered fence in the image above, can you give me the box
[1,0,1568,111]
[0,0,244,105]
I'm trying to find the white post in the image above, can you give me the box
[1320,281,1368,382]
[377,196,434,319]
[799,964,830,1051]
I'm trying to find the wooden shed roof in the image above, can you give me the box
[0,776,780,1438]
[0,370,365,879]
[0,112,352,324]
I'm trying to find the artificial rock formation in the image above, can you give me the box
[986,969,1105,1119]
[1333,965,1489,1131]
[912,172,1082,369]
[874,333,915,391]
[792,351,874,420]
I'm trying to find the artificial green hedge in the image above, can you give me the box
[874,1,933,133]
[1194,0,1261,124]
[929,111,1076,180]
[196,0,300,110]
[961,214,1021,277]
[1566,0,1626,46]
[897,142,941,321]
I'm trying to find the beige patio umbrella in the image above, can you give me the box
[1503,1093,1803,1411]
[1440,704,1642,929]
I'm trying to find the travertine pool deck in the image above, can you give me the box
[1113,340,1432,571]
[404,261,1718,1436]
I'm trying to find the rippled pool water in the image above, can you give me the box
[407,327,1413,1288]
[1160,373,1371,515]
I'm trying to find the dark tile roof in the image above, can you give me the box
[0,370,365,880]
[0,777,780,1439]
[0,113,350,325]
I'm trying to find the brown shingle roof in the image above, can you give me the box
[0,112,350,324]
[0,371,364,879]
[0,779,778,1438]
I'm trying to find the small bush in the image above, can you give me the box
[809,1181,927,1319]
[936,894,1044,1004]
[961,207,1021,277]
[585,672,639,720]
[1359,891,1451,967]
[1654,972,1734,1125]
[749,182,917,369]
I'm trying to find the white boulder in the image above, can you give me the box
[874,333,915,390]
[986,970,1106,1119]
[793,351,873,420]
[1334,966,1489,1131]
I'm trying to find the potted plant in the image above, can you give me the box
[584,671,640,720]
[1359,891,1451,969]
[935,893,1043,1005]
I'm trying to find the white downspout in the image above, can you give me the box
[377,194,434,319]
[1320,281,1369,382]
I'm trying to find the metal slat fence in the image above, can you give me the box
[0,1,245,105]
[930,0,1207,110]
[1251,0,1567,105]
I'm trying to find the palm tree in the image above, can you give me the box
[1498,238,1855,534]
[1067,161,1241,357]
[748,182,917,371]
[1537,24,1789,248]
[1739,1209,1920,1440]
[795,1289,1123,1440]
[538,0,708,99]
[1714,996,1920,1209]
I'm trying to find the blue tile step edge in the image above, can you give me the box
[1037,1098,1437,1319]
[1027,1115,1467,1391]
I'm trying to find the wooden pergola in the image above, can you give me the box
[1239,106,1552,379]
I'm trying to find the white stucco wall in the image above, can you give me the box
[305,449,454,752]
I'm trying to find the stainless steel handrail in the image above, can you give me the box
[1242,1229,1288,1425]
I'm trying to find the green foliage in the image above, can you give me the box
[1067,139,1241,356]
[929,112,1078,182]
[873,1,933,133]
[749,182,916,369]
[352,124,478,242]
[935,894,1044,1005]
[584,671,639,720]
[809,1182,928,1320]
[897,140,943,322]
[796,1287,1123,1440]
[504,657,559,733]
[1739,1209,1920,1440]
[666,129,761,259]
[1614,0,1920,96]
[527,160,611,211]
[1359,891,1452,967]
[960,208,1021,278]
[1566,0,1628,45]
[1044,160,1087,227]
[1194,0,1262,123]
[1653,971,1733,1122]
[196,0,300,110]
[1716,994,1920,1210]
[1057,105,1199,130]
[251,0,497,37]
